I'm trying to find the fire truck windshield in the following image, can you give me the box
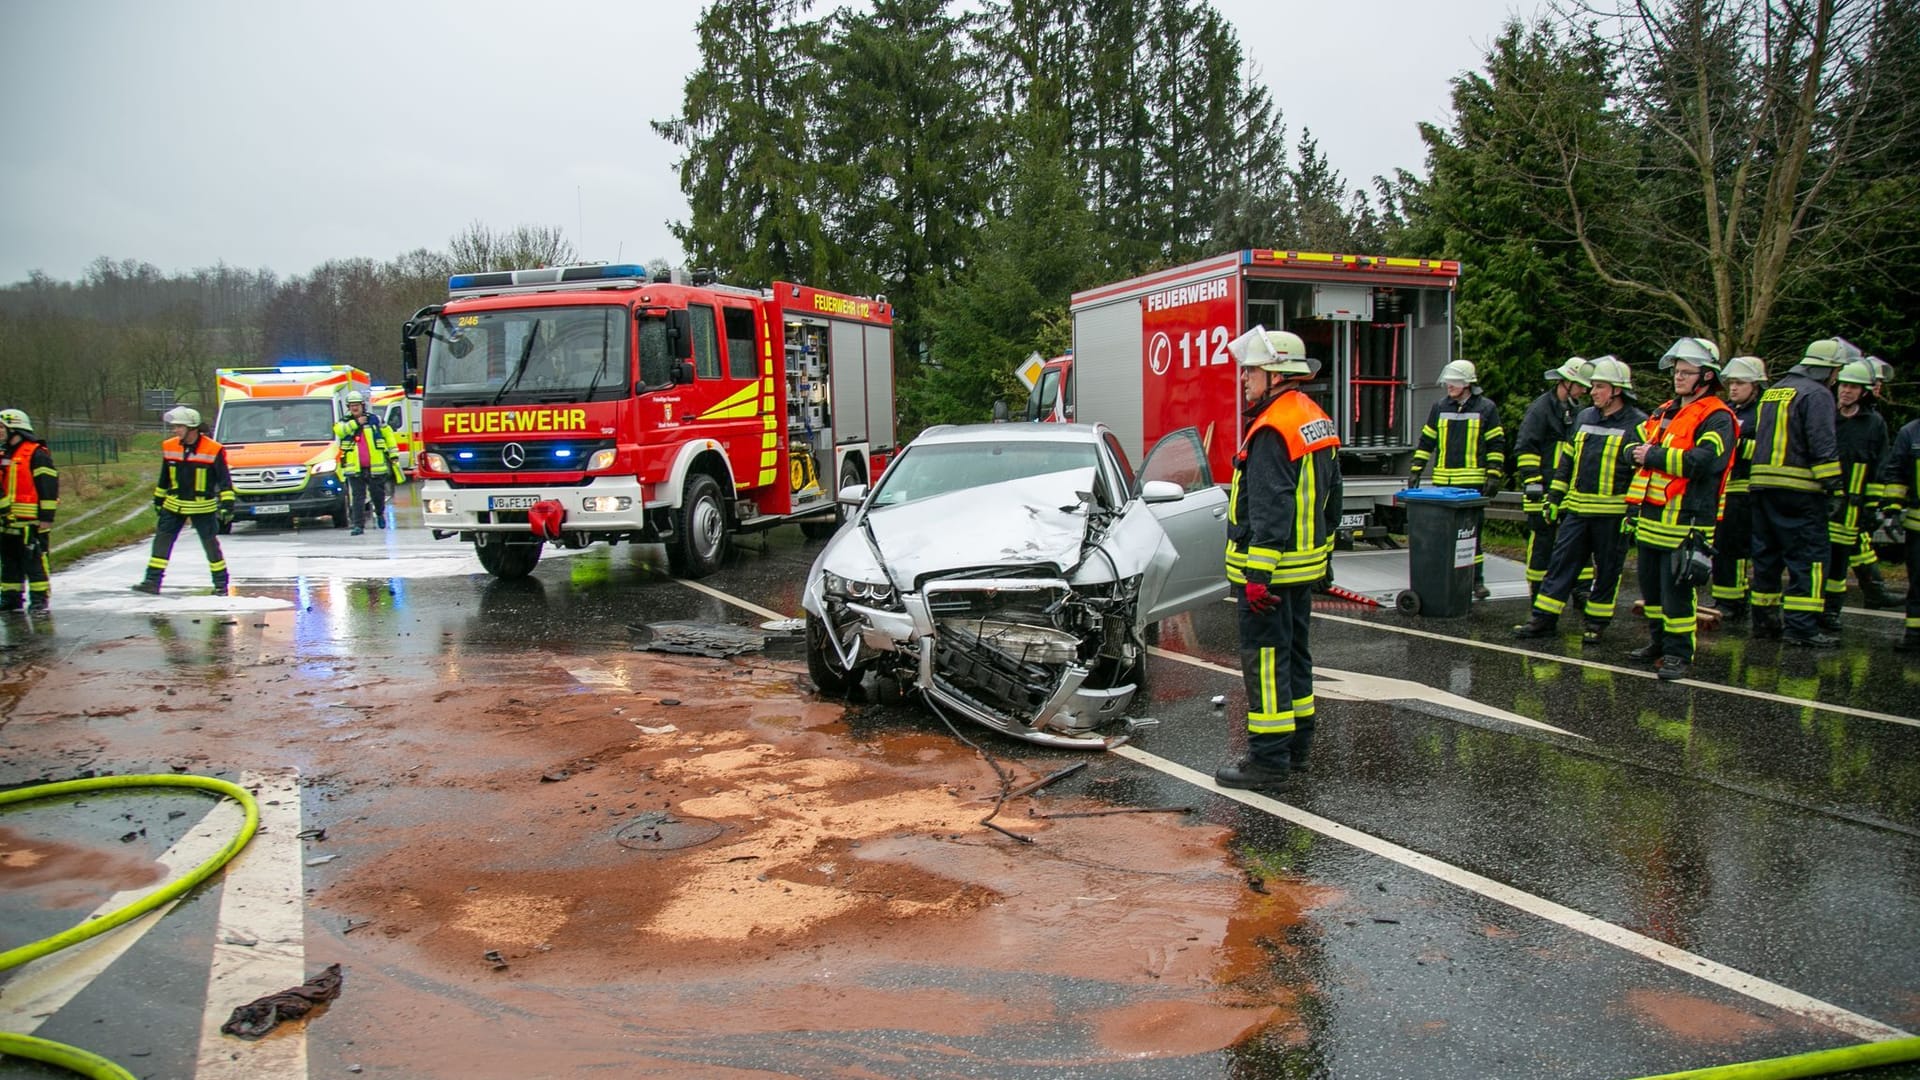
[215,399,337,445]
[425,306,630,406]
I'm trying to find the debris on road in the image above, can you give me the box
[219,962,344,1039]
[632,621,769,658]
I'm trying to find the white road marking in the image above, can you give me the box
[195,769,306,1080]
[0,799,246,1034]
[1146,646,1585,739]
[1312,611,1920,730]
[1111,744,1913,1042]
[676,577,790,622]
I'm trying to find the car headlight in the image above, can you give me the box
[311,459,336,475]
[823,570,897,609]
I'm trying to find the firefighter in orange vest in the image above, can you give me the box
[131,406,237,595]
[1625,338,1737,681]
[0,409,58,612]
[1216,328,1343,789]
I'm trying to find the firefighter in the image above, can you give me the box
[1408,359,1506,599]
[1708,356,1767,623]
[1514,357,1592,598]
[1821,359,1897,626]
[1748,338,1851,647]
[131,406,236,595]
[0,410,58,612]
[1512,357,1646,642]
[334,390,403,536]
[1878,413,1920,652]
[1625,338,1736,681]
[1216,328,1342,789]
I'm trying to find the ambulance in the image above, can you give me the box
[212,364,371,528]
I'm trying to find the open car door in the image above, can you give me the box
[1137,426,1229,623]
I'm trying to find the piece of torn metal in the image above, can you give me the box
[633,621,770,658]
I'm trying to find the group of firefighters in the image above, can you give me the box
[0,390,405,610]
[1411,337,1917,673]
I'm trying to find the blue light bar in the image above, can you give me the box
[448,264,651,291]
[553,448,573,459]
[275,360,332,371]
[457,451,474,460]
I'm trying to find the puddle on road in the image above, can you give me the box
[0,824,166,908]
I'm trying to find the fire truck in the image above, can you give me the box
[212,364,371,529]
[401,264,897,580]
[1028,249,1460,540]
[368,385,422,472]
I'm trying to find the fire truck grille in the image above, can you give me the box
[439,440,615,473]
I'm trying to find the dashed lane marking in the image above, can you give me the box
[194,768,307,1080]
[1112,744,1913,1043]
[1311,611,1920,731]
[676,577,790,622]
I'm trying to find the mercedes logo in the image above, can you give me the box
[501,443,526,469]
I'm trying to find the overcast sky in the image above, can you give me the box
[0,1,1542,286]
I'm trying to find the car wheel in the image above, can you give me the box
[666,473,728,578]
[806,612,856,694]
[475,536,543,579]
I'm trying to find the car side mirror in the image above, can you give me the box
[1141,479,1185,504]
[836,483,868,507]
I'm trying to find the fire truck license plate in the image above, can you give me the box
[250,504,290,516]
[489,496,540,510]
[1340,513,1366,529]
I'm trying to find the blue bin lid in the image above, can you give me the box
[1395,486,1488,504]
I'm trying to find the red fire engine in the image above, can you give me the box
[1028,249,1460,540]
[401,265,896,579]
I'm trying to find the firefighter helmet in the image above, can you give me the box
[1545,357,1592,386]
[1659,337,1721,371]
[345,390,367,405]
[1868,356,1893,384]
[0,409,30,433]
[1722,356,1767,384]
[1837,360,1877,388]
[1438,360,1478,387]
[1228,327,1318,378]
[163,405,201,427]
[1585,356,1635,399]
[1800,337,1860,368]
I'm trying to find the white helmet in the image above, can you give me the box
[1545,357,1592,386]
[1660,337,1721,371]
[1800,337,1860,368]
[1867,356,1892,384]
[163,405,201,427]
[1228,327,1318,378]
[1722,356,1768,384]
[345,390,367,405]
[1438,360,1477,387]
[0,409,31,433]
[1585,356,1636,399]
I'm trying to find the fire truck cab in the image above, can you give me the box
[402,264,896,580]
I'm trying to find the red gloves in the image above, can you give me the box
[1244,581,1280,614]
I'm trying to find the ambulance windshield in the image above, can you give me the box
[424,306,630,406]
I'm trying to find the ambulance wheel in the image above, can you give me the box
[475,536,543,579]
[332,497,350,528]
[1395,590,1421,615]
[667,473,728,579]
[805,612,856,694]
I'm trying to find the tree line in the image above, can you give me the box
[2,0,1913,439]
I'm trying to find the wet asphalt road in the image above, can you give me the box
[3,493,1918,1079]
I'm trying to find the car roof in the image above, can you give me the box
[909,422,1105,447]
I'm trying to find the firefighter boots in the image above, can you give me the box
[1288,731,1314,774]
[1898,630,1920,653]
[1627,624,1662,663]
[1511,615,1557,639]
[1214,757,1291,790]
[1785,630,1841,648]
[129,579,161,595]
[1582,619,1608,644]
[1860,573,1901,610]
[1751,607,1784,640]
[0,593,19,612]
[1656,658,1691,681]
[27,593,48,612]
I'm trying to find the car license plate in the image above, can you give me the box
[1340,513,1367,529]
[490,495,540,510]
[250,504,290,516]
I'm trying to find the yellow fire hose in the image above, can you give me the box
[1627,1037,1920,1079]
[0,774,260,1080]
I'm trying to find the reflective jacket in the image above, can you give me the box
[1880,417,1920,531]
[1749,371,1841,493]
[1829,405,1889,542]
[1411,393,1506,486]
[1628,395,1735,549]
[1551,402,1648,517]
[333,414,400,477]
[1227,388,1343,588]
[1725,399,1758,495]
[1514,389,1579,511]
[5,437,57,526]
[155,434,236,515]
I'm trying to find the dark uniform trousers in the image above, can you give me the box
[147,509,229,588]
[1907,530,1920,635]
[1535,513,1627,624]
[1637,534,1704,663]
[1239,583,1314,768]
[348,471,390,529]
[1710,491,1753,610]
[1749,490,1827,636]
[0,525,49,605]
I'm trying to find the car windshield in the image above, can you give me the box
[214,399,337,444]
[424,305,630,405]
[868,439,1099,509]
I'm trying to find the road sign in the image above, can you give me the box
[142,389,176,412]
[1015,352,1046,389]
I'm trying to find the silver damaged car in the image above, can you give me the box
[801,423,1227,749]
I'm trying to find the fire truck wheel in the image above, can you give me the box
[805,612,856,694]
[475,536,543,579]
[667,473,728,579]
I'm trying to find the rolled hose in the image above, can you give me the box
[1627,1036,1920,1079]
[0,774,260,1079]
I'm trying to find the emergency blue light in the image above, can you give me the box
[275,360,331,371]
[457,451,475,460]
[553,448,573,459]
[448,264,652,291]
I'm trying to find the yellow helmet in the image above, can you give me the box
[1545,357,1592,386]
[1800,337,1861,368]
[1837,360,1876,388]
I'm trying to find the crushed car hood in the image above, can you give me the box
[859,476,1094,584]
